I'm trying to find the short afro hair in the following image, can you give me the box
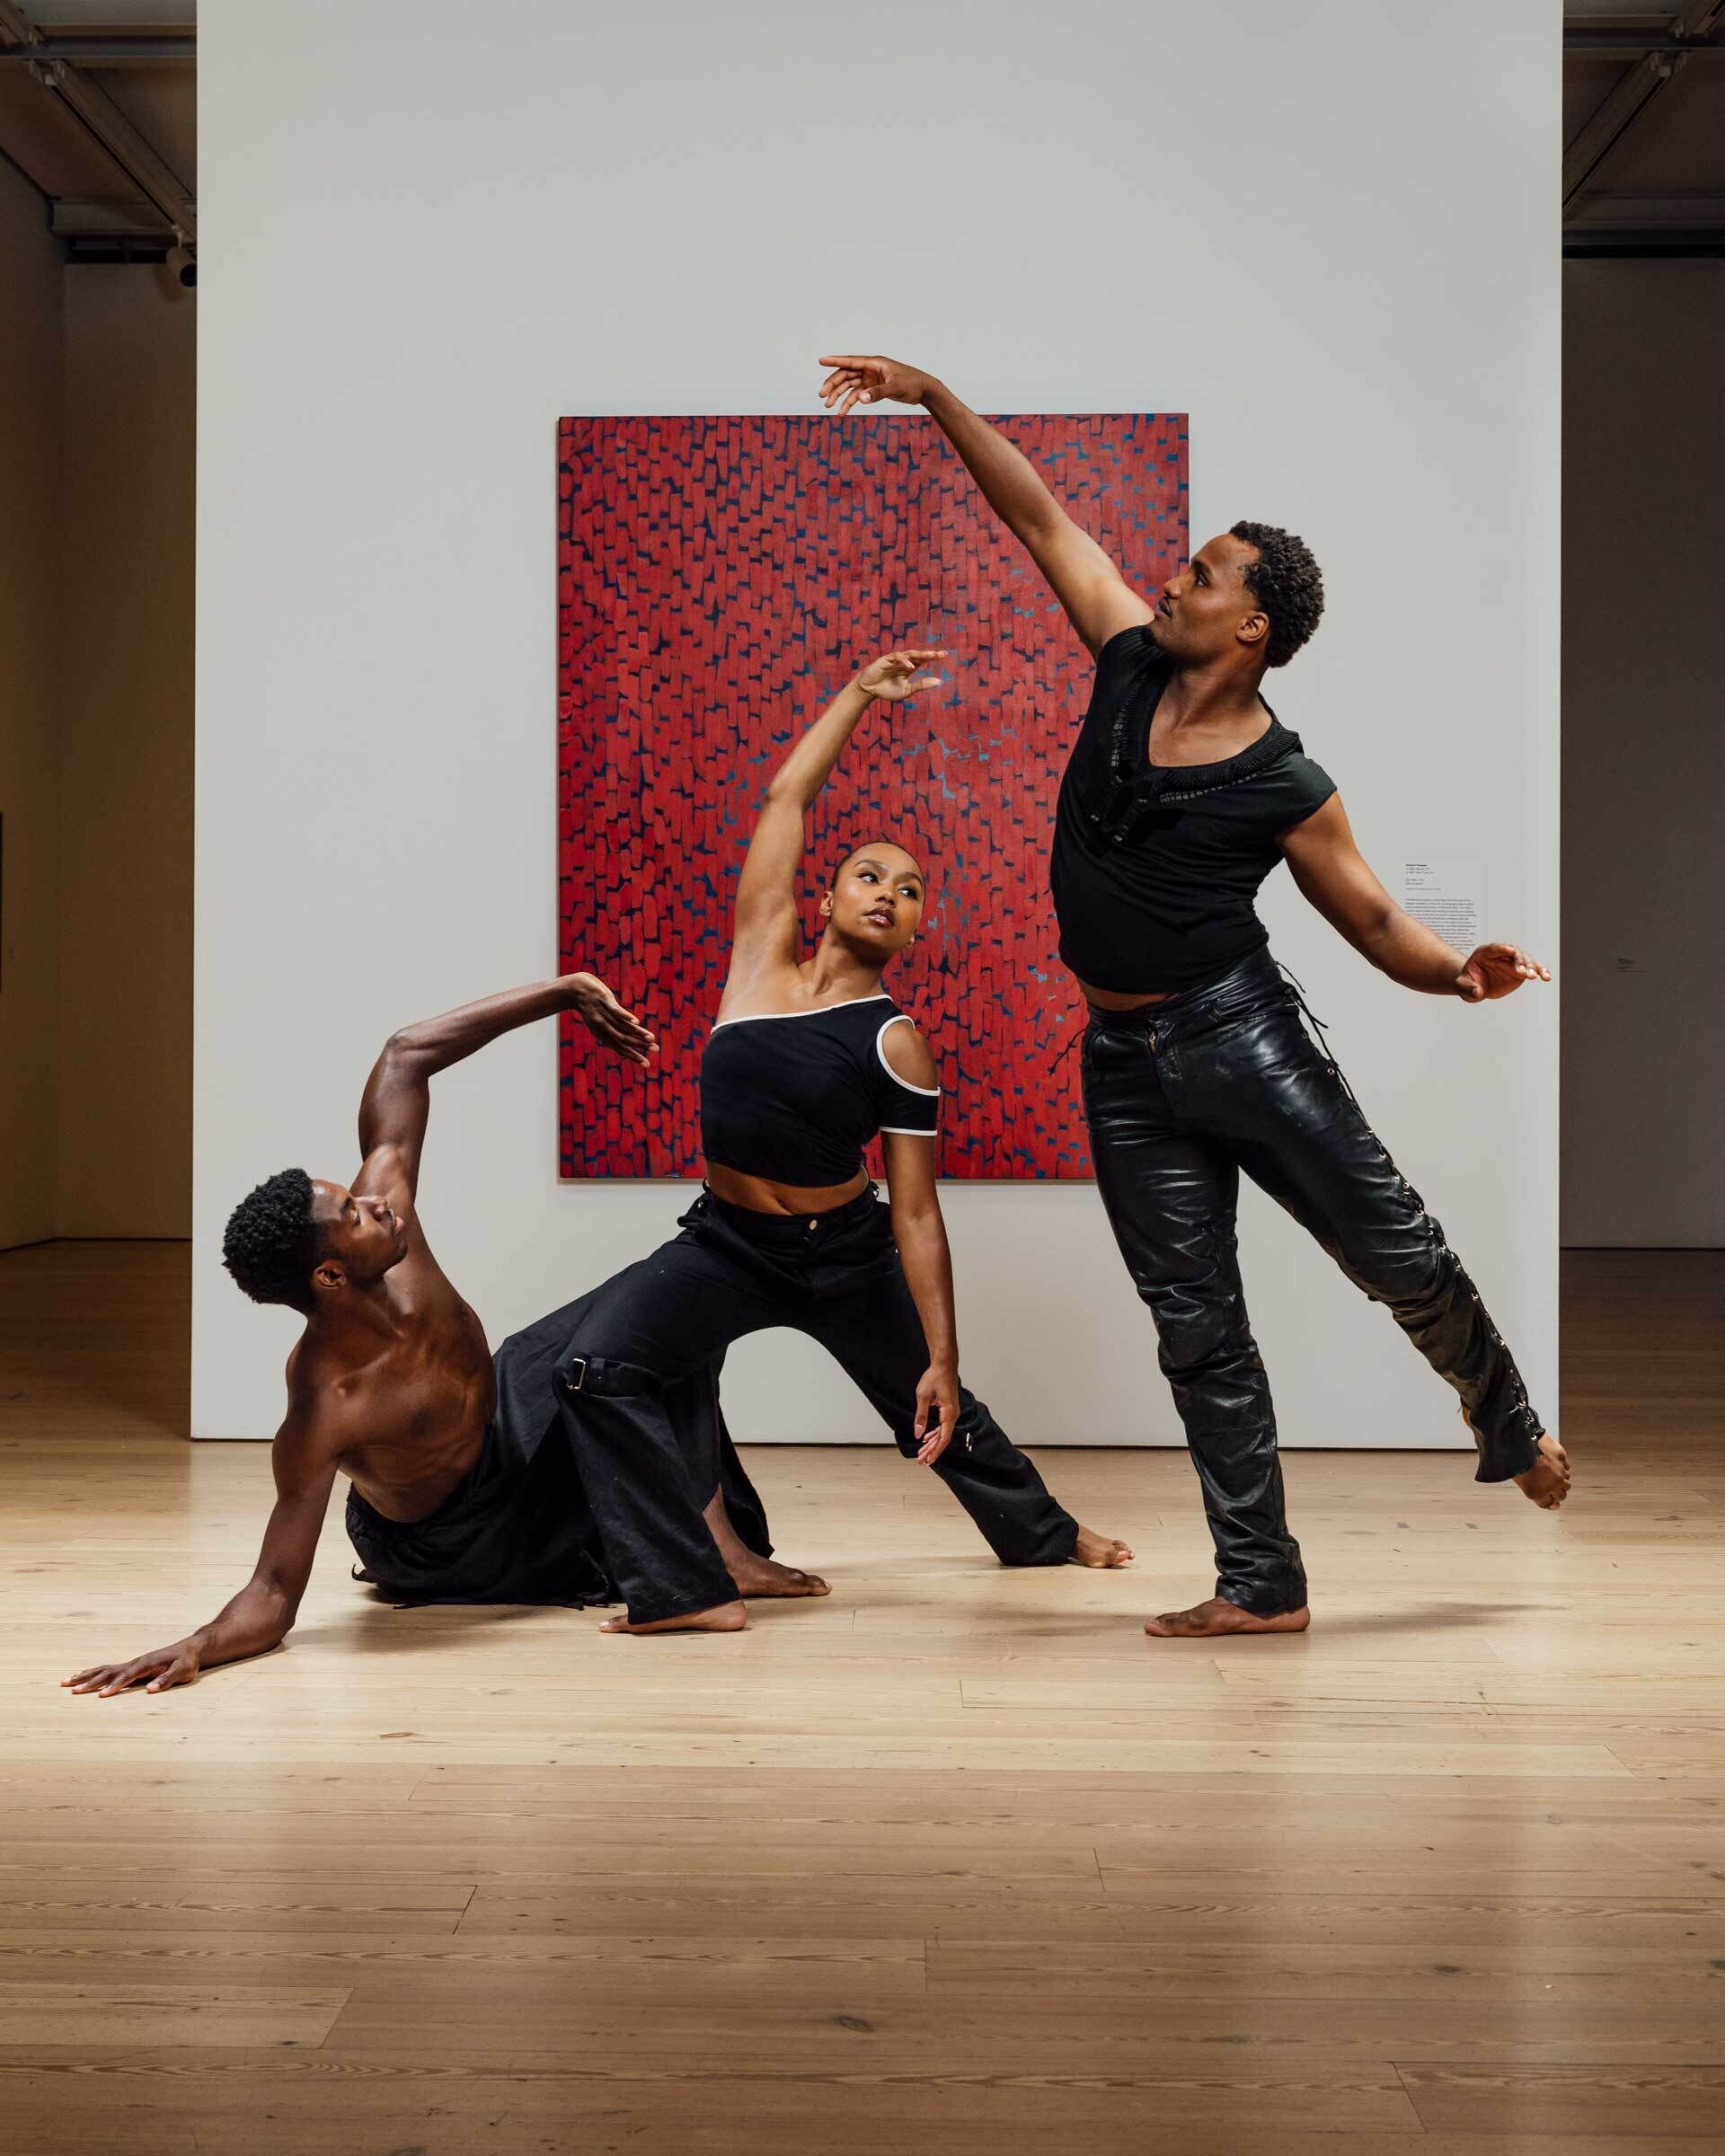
[222,1168,322,1312]
[1229,519,1325,668]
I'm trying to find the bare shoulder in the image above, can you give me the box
[880,1016,938,1090]
[713,952,814,1025]
[276,1353,351,1482]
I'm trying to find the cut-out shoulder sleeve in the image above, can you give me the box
[872,1014,940,1137]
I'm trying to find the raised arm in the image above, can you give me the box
[729,649,946,979]
[355,970,657,1200]
[62,1411,339,1698]
[818,355,1154,658]
[1281,797,1551,1000]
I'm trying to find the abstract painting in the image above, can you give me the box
[558,412,1188,1178]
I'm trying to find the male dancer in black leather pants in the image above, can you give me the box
[815,354,1571,1638]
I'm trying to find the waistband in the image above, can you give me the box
[694,1182,884,1245]
[1085,945,1285,1029]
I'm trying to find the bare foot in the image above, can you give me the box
[1070,1524,1135,1568]
[1514,1431,1572,1511]
[1144,1596,1311,1639]
[599,1600,748,1636]
[725,1551,831,1600]
[702,1488,830,1599]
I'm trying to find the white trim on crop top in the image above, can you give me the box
[874,1012,941,1096]
[709,993,891,1033]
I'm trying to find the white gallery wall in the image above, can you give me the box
[196,0,1558,1445]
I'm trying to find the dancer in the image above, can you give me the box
[816,355,1569,1639]
[62,971,802,1699]
[558,648,1134,1635]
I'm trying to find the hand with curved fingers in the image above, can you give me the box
[854,649,949,703]
[818,355,935,414]
[562,972,658,1065]
[64,1641,201,1699]
[1456,943,1551,1003]
[913,1361,960,1466]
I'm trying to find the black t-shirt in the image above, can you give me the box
[1051,624,1337,994]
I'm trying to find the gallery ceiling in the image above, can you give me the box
[0,7,1719,267]
[0,2,193,261]
[1563,4,1725,252]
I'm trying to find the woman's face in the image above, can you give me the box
[822,844,926,958]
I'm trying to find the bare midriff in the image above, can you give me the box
[1077,978,1178,1012]
[704,1162,872,1216]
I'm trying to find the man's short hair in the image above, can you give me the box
[222,1168,321,1312]
[1229,519,1325,668]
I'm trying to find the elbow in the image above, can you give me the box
[377,1029,432,1074]
[889,1192,942,1236]
[1358,903,1401,961]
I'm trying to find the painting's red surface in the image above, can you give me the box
[559,413,1189,1178]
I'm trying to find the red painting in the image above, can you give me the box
[558,413,1189,1178]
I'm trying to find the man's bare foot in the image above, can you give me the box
[725,1551,831,1600]
[1514,1431,1572,1511]
[1070,1524,1135,1568]
[1144,1596,1311,1639]
[599,1600,748,1636]
[701,1488,830,1600]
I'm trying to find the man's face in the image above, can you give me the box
[1148,532,1268,667]
[822,845,926,956]
[309,1180,409,1294]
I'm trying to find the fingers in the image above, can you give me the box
[585,1003,659,1066]
[63,1666,122,1693]
[916,1394,957,1465]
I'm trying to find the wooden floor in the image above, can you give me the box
[2,1240,1722,2155]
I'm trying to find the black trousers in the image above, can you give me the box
[1081,946,1545,1617]
[344,1285,772,1605]
[556,1188,1079,1623]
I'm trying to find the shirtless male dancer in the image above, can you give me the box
[816,354,1571,1639]
[63,970,817,1699]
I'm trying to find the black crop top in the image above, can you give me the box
[1051,624,1337,994]
[700,992,940,1184]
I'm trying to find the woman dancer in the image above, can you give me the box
[560,649,1133,1632]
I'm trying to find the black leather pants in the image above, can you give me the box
[1081,947,1544,1617]
[556,1188,1079,1624]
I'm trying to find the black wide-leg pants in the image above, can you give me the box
[556,1188,1079,1624]
[1081,947,1546,1618]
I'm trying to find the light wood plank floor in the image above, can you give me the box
[2,1239,1721,2155]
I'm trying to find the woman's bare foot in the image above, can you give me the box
[1070,1524,1135,1568]
[1144,1596,1310,1639]
[599,1600,748,1636]
[1514,1431,1572,1510]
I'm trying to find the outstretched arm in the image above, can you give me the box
[356,971,657,1200]
[730,649,946,980]
[1282,797,1551,1000]
[62,1413,338,1698]
[818,355,1154,657]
